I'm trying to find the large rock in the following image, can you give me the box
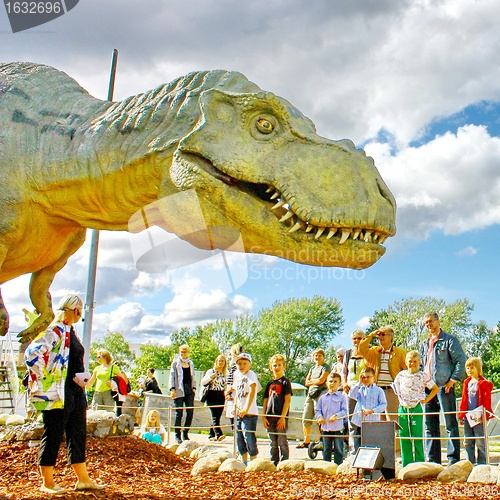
[467,465,498,484]
[190,445,220,460]
[277,460,305,472]
[246,459,276,472]
[205,449,234,463]
[191,456,221,475]
[0,414,10,425]
[398,462,444,480]
[219,459,247,472]
[165,443,179,453]
[176,440,200,458]
[437,460,473,483]
[336,455,356,476]
[304,460,337,476]
[5,415,25,426]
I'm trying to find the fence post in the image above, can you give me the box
[167,407,172,446]
[233,402,238,459]
[483,406,490,465]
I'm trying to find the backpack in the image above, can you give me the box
[112,375,128,395]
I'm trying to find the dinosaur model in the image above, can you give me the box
[0,62,396,342]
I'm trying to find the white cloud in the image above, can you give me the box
[366,125,500,238]
[456,246,479,257]
[356,317,371,330]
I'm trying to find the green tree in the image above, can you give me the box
[470,320,500,389]
[133,343,175,379]
[90,331,136,372]
[252,296,344,393]
[203,316,255,355]
[368,297,474,351]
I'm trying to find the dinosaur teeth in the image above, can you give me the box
[339,229,351,244]
[271,200,286,210]
[315,227,325,240]
[364,230,372,242]
[270,190,281,200]
[379,235,387,244]
[289,222,305,233]
[305,224,314,233]
[352,229,361,240]
[279,210,294,223]
[326,228,337,240]
[265,187,273,193]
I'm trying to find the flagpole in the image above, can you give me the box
[82,49,118,369]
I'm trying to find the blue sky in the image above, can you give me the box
[1,0,500,353]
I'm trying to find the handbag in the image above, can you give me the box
[200,384,209,403]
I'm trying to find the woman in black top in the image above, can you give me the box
[25,294,104,494]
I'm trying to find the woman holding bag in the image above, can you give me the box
[200,355,227,441]
[24,294,104,494]
[86,349,118,411]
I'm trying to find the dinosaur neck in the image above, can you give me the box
[33,151,176,231]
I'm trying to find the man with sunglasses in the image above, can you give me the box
[358,326,407,429]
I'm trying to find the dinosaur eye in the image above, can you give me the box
[256,118,274,134]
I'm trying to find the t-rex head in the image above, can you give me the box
[165,87,396,269]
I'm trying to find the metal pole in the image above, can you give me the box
[82,49,118,369]
[483,406,490,465]
[167,407,172,446]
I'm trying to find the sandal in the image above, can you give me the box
[296,442,310,449]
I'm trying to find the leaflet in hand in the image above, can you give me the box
[466,405,484,427]
[73,372,91,387]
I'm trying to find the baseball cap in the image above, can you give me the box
[235,353,252,363]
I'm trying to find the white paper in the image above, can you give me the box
[73,372,91,387]
[466,405,484,428]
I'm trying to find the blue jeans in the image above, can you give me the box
[267,417,289,464]
[350,424,361,453]
[424,386,460,464]
[464,419,487,465]
[142,432,162,444]
[236,414,258,457]
[322,430,344,465]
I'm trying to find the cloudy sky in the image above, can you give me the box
[1,0,500,350]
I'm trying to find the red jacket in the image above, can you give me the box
[458,376,494,420]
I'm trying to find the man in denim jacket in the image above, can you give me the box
[420,312,466,465]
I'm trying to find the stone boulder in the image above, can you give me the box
[0,414,10,425]
[246,459,276,472]
[176,440,200,458]
[398,462,444,480]
[277,460,305,472]
[336,455,356,476]
[304,460,337,476]
[467,465,498,484]
[190,445,220,460]
[5,415,25,426]
[165,443,179,453]
[437,460,473,483]
[191,456,221,475]
[219,459,247,472]
[205,449,233,463]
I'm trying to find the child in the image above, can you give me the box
[315,372,348,464]
[262,354,293,466]
[392,351,439,466]
[139,410,166,445]
[458,357,493,465]
[233,353,261,464]
[349,367,387,452]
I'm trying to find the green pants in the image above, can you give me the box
[398,403,425,467]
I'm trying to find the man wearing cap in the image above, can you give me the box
[358,326,407,427]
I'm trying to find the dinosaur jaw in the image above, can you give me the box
[169,150,392,269]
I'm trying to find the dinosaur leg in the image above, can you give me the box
[18,229,86,344]
[0,245,9,336]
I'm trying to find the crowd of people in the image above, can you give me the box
[23,295,495,492]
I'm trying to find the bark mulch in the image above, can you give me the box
[0,437,498,499]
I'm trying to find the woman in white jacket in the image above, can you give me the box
[200,355,227,441]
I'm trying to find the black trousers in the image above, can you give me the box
[173,391,195,437]
[38,390,87,467]
[206,390,225,438]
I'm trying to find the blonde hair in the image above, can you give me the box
[360,367,375,377]
[97,349,113,364]
[327,372,341,382]
[146,410,160,426]
[230,343,243,357]
[466,357,483,376]
[312,348,325,357]
[406,350,421,361]
[179,344,190,353]
[52,294,83,323]
[269,354,286,370]
[213,355,227,376]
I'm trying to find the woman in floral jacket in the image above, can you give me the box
[25,294,104,494]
